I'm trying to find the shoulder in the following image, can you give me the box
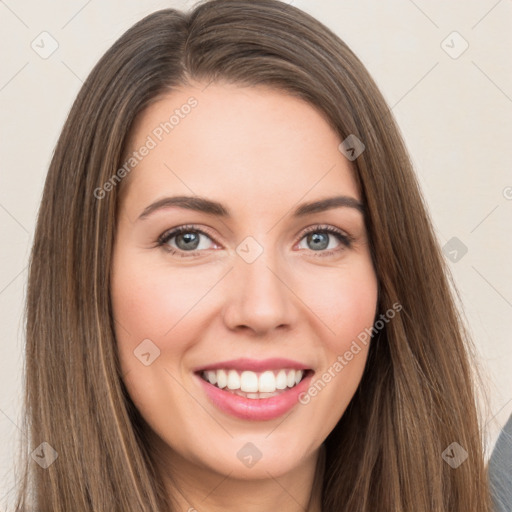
[489,413,512,512]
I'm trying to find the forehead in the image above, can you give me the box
[119,82,360,214]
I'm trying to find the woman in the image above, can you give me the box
[15,0,493,510]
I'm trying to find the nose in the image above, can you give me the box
[221,247,299,336]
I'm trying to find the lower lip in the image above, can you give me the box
[196,371,314,421]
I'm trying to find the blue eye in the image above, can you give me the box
[157,224,353,258]
[157,225,215,257]
[297,225,353,256]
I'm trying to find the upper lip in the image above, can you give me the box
[194,358,312,373]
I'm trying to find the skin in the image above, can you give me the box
[110,81,378,512]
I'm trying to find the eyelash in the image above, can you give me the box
[156,224,354,258]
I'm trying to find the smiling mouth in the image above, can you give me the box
[197,368,312,399]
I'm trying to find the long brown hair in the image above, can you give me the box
[16,0,492,510]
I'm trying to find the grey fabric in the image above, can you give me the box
[489,413,512,512]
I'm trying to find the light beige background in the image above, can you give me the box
[1,0,511,507]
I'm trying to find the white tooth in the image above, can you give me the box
[217,369,227,389]
[286,370,295,388]
[227,369,241,389]
[240,371,259,392]
[245,392,276,399]
[206,371,217,386]
[275,370,287,390]
[259,371,276,393]
[295,370,303,385]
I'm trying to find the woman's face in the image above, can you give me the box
[111,82,378,483]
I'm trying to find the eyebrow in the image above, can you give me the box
[137,194,365,221]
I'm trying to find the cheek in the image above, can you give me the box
[296,261,377,428]
[110,255,217,349]
[299,258,378,355]
[109,257,205,425]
